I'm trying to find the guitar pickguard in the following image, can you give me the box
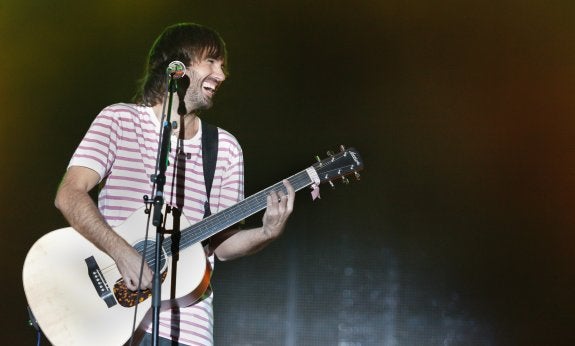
[113,271,168,308]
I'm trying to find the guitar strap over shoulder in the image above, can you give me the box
[201,120,218,219]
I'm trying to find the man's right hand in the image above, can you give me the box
[114,246,154,291]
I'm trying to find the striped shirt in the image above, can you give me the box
[69,103,244,345]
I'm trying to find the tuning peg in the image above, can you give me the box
[342,176,350,184]
[327,150,334,157]
[328,180,335,188]
[340,144,346,152]
[315,155,322,166]
[354,171,361,180]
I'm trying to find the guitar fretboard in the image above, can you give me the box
[159,168,314,257]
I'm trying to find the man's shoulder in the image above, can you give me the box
[214,126,241,151]
[96,103,153,126]
[100,102,146,116]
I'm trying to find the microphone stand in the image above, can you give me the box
[149,74,178,346]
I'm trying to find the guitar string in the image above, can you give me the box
[98,172,310,276]
[97,153,357,280]
[141,170,318,269]
[97,171,312,277]
[98,164,351,278]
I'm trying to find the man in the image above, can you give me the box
[54,23,295,346]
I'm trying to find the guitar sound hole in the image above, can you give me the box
[133,239,167,270]
[113,239,168,307]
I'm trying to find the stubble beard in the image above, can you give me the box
[180,72,213,115]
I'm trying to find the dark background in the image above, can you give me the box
[2,1,574,345]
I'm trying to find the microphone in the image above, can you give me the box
[166,61,186,79]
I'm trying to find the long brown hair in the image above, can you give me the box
[134,23,227,106]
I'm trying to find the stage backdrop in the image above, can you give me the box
[2,1,574,345]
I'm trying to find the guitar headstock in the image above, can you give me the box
[313,146,364,187]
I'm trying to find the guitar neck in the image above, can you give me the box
[163,168,314,255]
[160,146,364,256]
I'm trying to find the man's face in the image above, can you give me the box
[178,56,226,114]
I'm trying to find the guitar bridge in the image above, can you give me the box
[85,256,117,308]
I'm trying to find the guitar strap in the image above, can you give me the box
[200,120,218,248]
[201,120,218,219]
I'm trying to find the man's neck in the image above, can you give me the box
[152,104,200,140]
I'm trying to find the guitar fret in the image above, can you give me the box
[160,169,313,258]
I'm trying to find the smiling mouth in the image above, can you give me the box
[203,85,216,95]
[202,79,219,96]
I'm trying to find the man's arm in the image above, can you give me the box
[212,180,295,261]
[54,166,153,290]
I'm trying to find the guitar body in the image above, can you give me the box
[22,208,211,346]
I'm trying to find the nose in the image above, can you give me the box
[213,62,226,82]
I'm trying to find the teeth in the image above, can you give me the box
[203,79,219,94]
